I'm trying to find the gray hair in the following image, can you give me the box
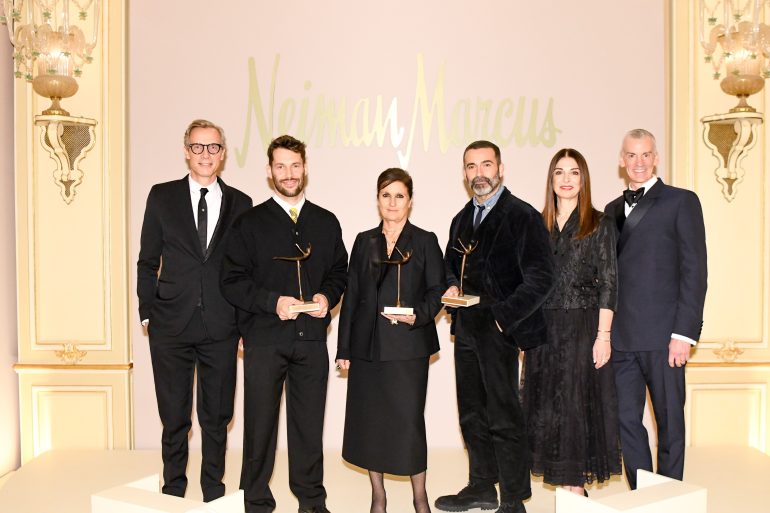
[620,128,657,157]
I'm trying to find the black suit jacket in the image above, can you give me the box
[137,176,253,339]
[220,198,348,344]
[604,179,707,352]
[336,221,445,362]
[445,188,555,350]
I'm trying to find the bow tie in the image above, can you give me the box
[623,187,645,206]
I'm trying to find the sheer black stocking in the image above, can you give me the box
[410,471,430,513]
[369,471,387,513]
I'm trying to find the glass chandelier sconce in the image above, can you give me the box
[1,0,100,115]
[700,0,768,202]
[1,0,101,204]
[700,0,770,112]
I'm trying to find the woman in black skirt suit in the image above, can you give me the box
[522,148,622,496]
[336,168,445,513]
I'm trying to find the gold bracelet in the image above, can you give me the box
[597,329,610,333]
[596,337,611,342]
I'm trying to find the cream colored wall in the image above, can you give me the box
[669,1,770,453]
[0,31,20,476]
[12,0,131,463]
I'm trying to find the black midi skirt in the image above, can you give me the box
[342,357,430,475]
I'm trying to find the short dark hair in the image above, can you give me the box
[267,135,307,165]
[463,140,501,164]
[377,168,413,198]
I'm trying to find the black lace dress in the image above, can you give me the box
[522,209,622,487]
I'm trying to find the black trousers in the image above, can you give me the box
[612,348,686,489]
[149,309,238,502]
[454,312,530,502]
[241,339,329,513]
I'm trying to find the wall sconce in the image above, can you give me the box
[700,1,768,202]
[1,0,101,204]
[1,0,100,115]
[701,111,763,201]
[700,0,769,113]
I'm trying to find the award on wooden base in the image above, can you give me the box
[441,238,480,307]
[382,247,414,320]
[274,243,321,314]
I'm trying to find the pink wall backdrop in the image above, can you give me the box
[129,0,666,450]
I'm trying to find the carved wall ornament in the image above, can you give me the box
[55,343,88,364]
[712,340,744,363]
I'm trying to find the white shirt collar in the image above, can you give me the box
[188,175,221,196]
[272,193,305,217]
[629,175,658,195]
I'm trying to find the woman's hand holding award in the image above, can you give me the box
[274,243,321,313]
[382,247,414,319]
[441,238,480,307]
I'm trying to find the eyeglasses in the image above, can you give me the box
[187,143,223,155]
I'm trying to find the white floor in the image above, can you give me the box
[0,447,767,513]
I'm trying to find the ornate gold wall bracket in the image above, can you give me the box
[34,115,98,204]
[54,343,88,365]
[701,111,763,202]
[712,340,744,363]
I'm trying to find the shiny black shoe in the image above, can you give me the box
[434,483,498,512]
[298,505,331,513]
[494,501,526,513]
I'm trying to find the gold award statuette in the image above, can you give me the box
[274,243,321,314]
[382,247,414,318]
[441,238,480,307]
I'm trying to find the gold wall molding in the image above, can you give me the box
[14,363,133,372]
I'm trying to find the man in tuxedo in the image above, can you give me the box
[220,135,347,513]
[436,140,554,513]
[604,128,707,489]
[137,119,252,500]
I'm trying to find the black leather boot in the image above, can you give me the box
[434,483,498,512]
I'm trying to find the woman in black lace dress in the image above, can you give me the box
[522,148,622,496]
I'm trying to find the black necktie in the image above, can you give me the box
[473,204,485,231]
[198,188,208,254]
[623,187,645,207]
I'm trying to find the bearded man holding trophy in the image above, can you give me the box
[221,135,348,513]
[436,140,555,513]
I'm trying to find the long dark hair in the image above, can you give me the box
[542,148,600,239]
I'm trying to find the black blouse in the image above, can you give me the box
[543,208,617,311]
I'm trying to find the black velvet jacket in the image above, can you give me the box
[445,187,555,350]
[544,209,617,311]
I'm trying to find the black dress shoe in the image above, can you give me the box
[434,482,498,512]
[495,501,526,513]
[298,505,331,513]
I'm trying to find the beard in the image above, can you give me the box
[273,173,305,198]
[470,173,501,196]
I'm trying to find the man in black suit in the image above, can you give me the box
[137,119,252,501]
[220,135,347,513]
[436,140,554,513]
[604,128,707,489]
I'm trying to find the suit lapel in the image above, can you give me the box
[618,179,663,253]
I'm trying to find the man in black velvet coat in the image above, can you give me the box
[604,129,707,489]
[436,140,554,513]
[220,135,347,513]
[137,119,252,501]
